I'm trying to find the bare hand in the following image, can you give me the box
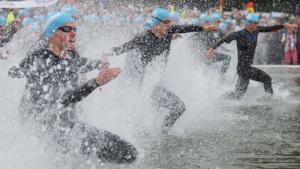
[206,48,214,59]
[203,24,218,32]
[95,67,122,86]
[172,33,182,40]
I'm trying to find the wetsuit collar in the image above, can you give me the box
[148,30,168,39]
[245,27,255,33]
[47,44,75,60]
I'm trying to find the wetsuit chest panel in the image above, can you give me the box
[139,33,173,65]
[238,31,258,52]
[44,56,80,87]
[25,50,83,103]
[236,30,259,68]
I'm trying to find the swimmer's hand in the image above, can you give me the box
[172,33,182,40]
[95,66,122,86]
[206,48,215,59]
[203,24,218,32]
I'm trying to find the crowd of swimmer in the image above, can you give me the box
[1,2,297,167]
[0,3,296,63]
[0,3,292,49]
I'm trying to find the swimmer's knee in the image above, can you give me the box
[265,75,272,83]
[97,142,138,164]
[176,100,186,115]
[99,132,138,164]
[121,145,138,164]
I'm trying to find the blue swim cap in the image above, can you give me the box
[45,11,57,22]
[22,17,33,26]
[151,8,170,22]
[211,13,222,22]
[170,11,180,22]
[246,14,259,24]
[18,9,29,17]
[0,15,6,26]
[144,19,155,30]
[219,22,227,31]
[61,5,77,17]
[199,14,211,23]
[225,18,232,25]
[44,12,74,38]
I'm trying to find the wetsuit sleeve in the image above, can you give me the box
[79,58,101,73]
[60,79,100,106]
[212,31,240,49]
[170,25,203,34]
[0,29,14,47]
[111,36,141,56]
[8,54,35,78]
[258,25,284,32]
[0,35,11,47]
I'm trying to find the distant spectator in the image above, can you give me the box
[281,27,297,64]
[295,15,300,64]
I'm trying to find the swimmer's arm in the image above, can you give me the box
[61,67,121,106]
[60,79,100,106]
[258,25,284,32]
[170,25,204,33]
[111,36,141,56]
[79,58,101,73]
[0,39,5,48]
[211,31,240,49]
[0,30,14,46]
[0,38,10,48]
[170,24,218,34]
[8,66,24,78]
[8,55,34,78]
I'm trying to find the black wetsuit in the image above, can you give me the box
[0,27,15,47]
[111,25,204,129]
[8,47,137,164]
[212,25,284,99]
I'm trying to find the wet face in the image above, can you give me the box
[53,22,77,51]
[247,22,258,32]
[153,19,171,36]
